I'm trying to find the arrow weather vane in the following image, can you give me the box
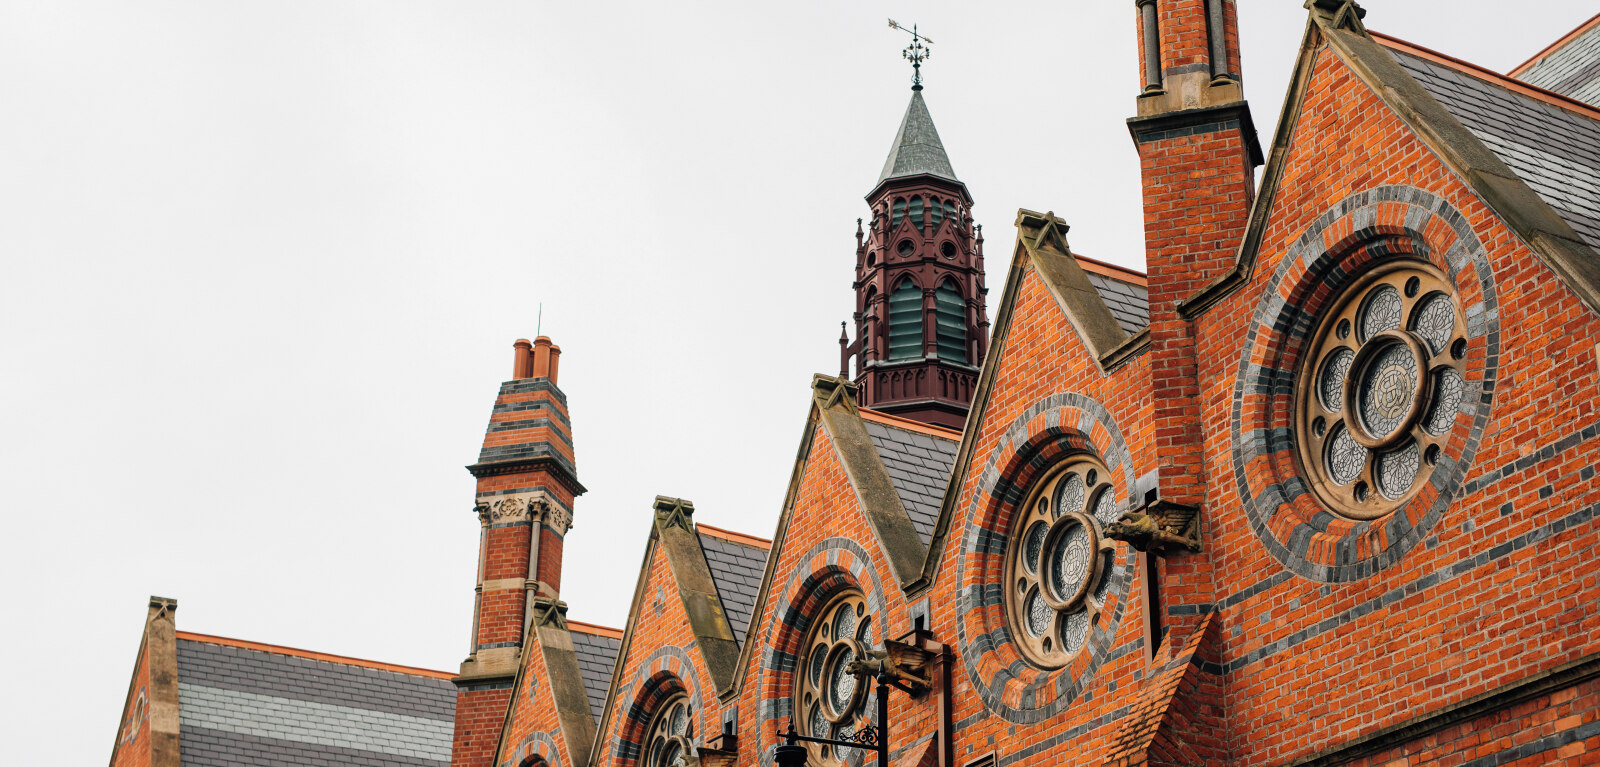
[887,19,933,91]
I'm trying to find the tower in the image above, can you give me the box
[451,337,584,767]
[841,33,989,430]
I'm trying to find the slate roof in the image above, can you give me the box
[568,626,622,723]
[698,530,769,647]
[878,91,959,185]
[1385,45,1600,256]
[1085,271,1151,335]
[1514,15,1600,106]
[862,417,959,546]
[175,636,456,767]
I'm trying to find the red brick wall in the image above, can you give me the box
[1345,676,1600,766]
[108,639,153,767]
[1136,101,1255,511]
[1186,45,1600,764]
[454,687,514,767]
[1155,0,1214,72]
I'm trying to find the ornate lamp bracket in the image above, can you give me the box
[1103,499,1202,555]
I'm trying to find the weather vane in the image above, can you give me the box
[887,19,933,91]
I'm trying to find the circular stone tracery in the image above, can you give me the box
[1231,185,1500,582]
[1295,260,1468,520]
[794,592,874,766]
[1003,457,1119,669]
[643,694,692,767]
[954,392,1136,721]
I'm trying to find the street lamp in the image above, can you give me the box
[773,673,892,767]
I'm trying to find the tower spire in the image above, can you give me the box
[888,19,933,91]
[839,40,990,430]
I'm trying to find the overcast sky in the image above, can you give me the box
[2,1,1594,761]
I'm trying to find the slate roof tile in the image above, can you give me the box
[863,419,959,546]
[175,638,455,767]
[568,627,622,723]
[1085,272,1150,334]
[879,91,959,184]
[1387,46,1600,255]
[1515,18,1600,107]
[697,532,770,647]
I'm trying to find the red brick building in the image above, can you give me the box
[108,3,1600,766]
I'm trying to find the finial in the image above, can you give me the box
[888,19,933,91]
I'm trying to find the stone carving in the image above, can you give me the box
[473,491,571,534]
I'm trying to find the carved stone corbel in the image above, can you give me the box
[1103,499,1202,555]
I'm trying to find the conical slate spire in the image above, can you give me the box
[877,91,959,184]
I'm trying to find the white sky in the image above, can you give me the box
[1,1,1593,761]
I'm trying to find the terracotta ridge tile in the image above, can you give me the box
[566,620,625,639]
[696,522,773,549]
[1072,253,1148,286]
[858,407,963,440]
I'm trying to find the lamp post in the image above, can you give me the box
[773,674,892,767]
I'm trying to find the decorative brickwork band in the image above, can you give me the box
[604,648,706,767]
[955,393,1139,722]
[499,731,564,767]
[1230,185,1501,581]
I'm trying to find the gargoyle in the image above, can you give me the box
[844,640,933,696]
[1103,500,1201,555]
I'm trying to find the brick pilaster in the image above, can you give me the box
[1127,0,1261,649]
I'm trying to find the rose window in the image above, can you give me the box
[1295,261,1467,519]
[794,592,874,765]
[1003,457,1120,669]
[643,694,692,767]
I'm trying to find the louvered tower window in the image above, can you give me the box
[887,280,924,361]
[935,282,967,364]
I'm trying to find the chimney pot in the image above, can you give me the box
[512,339,534,379]
[531,336,558,384]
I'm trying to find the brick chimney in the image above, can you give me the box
[452,337,582,767]
[1128,0,1262,510]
